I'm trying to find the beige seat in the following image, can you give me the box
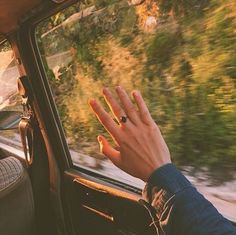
[0,157,35,235]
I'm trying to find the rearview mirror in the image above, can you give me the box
[0,111,21,130]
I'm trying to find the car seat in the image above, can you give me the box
[0,156,35,235]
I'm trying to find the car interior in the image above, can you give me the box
[0,0,235,235]
[0,0,155,234]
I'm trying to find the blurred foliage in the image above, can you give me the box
[36,0,236,172]
[0,41,11,52]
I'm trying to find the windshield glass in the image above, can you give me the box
[0,41,19,110]
[0,40,23,157]
[36,0,236,221]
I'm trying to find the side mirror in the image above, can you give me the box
[0,111,21,130]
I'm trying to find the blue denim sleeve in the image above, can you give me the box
[140,163,236,235]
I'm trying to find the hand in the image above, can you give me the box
[89,86,171,182]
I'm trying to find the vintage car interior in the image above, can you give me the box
[0,0,155,234]
[0,0,235,234]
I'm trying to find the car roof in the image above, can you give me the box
[0,0,43,42]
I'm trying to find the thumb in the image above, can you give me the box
[97,135,121,165]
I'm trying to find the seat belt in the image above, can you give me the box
[19,105,34,167]
[18,76,34,167]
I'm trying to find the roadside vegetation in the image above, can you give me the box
[36,0,236,179]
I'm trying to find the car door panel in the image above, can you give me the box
[64,170,156,235]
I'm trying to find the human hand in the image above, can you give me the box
[89,86,171,182]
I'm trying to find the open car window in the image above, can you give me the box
[35,0,236,222]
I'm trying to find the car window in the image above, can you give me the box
[35,0,236,221]
[0,40,23,156]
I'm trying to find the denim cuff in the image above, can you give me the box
[142,164,193,219]
[148,163,192,194]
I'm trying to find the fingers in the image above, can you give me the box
[90,87,152,145]
[102,88,126,125]
[132,90,153,125]
[116,86,140,125]
[97,135,121,166]
[89,99,120,141]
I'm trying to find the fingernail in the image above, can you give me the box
[133,90,139,97]
[103,87,108,94]
[116,86,122,92]
[97,135,102,142]
[89,98,96,105]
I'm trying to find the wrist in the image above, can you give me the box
[147,163,192,194]
[144,159,172,182]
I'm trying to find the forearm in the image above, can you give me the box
[141,164,236,235]
[90,87,235,234]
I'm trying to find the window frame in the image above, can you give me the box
[21,0,143,194]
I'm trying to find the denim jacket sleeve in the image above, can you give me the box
[140,163,236,235]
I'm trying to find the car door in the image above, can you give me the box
[14,0,236,234]
[15,1,156,235]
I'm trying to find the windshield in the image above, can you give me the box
[0,41,19,110]
[0,40,23,157]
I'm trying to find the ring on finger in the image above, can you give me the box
[119,115,128,124]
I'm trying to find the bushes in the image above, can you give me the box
[37,0,236,172]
